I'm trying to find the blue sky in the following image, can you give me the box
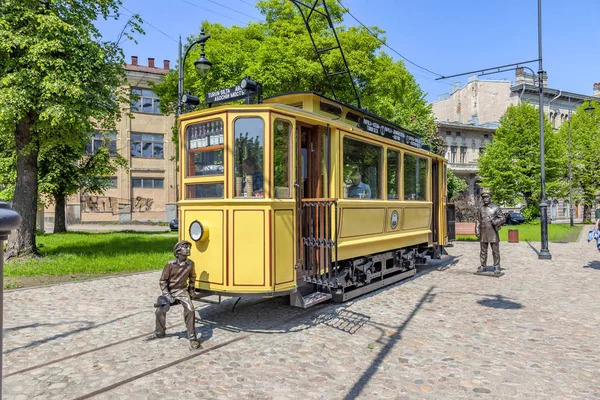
[97,0,599,103]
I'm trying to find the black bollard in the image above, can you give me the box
[0,201,22,399]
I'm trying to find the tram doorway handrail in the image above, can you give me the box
[300,198,338,288]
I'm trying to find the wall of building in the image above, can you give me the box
[431,78,516,125]
[45,57,177,226]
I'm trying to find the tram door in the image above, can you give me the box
[296,124,332,282]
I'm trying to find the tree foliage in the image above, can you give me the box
[447,170,468,201]
[0,0,142,259]
[152,0,437,149]
[556,101,600,220]
[477,103,566,220]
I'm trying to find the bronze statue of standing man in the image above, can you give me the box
[475,192,506,275]
[146,240,201,349]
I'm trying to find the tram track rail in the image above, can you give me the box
[73,301,329,400]
[2,297,271,379]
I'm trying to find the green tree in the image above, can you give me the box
[152,0,438,150]
[0,0,142,259]
[447,170,468,201]
[477,103,566,220]
[38,135,128,233]
[557,101,600,221]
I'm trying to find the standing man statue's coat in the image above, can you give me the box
[475,192,506,274]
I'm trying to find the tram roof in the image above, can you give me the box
[263,91,424,139]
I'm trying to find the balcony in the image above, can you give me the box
[448,162,478,173]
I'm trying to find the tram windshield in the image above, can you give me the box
[234,117,265,198]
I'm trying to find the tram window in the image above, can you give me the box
[320,100,342,118]
[273,119,291,198]
[234,117,265,198]
[186,183,224,199]
[345,112,361,124]
[404,153,428,201]
[343,137,381,199]
[186,120,224,177]
[387,150,400,199]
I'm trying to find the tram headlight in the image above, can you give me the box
[189,220,208,242]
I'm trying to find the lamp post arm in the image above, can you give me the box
[177,33,211,116]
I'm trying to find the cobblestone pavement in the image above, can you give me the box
[4,230,600,399]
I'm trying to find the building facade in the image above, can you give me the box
[432,69,600,222]
[47,57,178,224]
[438,121,497,200]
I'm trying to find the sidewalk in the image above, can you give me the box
[4,238,600,399]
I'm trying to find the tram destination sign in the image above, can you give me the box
[358,116,422,149]
[206,85,249,105]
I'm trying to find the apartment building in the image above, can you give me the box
[53,57,178,224]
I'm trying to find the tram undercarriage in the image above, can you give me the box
[290,245,442,308]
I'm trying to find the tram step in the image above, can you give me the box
[290,291,332,309]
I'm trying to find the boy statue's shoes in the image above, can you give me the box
[190,340,202,350]
[144,333,165,341]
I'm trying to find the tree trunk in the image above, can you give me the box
[53,196,67,233]
[5,113,39,261]
[583,204,592,223]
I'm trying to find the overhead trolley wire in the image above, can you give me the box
[205,0,262,21]
[335,0,442,79]
[178,0,248,25]
[120,5,178,43]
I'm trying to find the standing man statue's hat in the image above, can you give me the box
[475,191,506,275]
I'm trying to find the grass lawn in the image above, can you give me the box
[4,231,178,289]
[457,223,584,242]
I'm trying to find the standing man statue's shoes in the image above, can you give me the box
[145,240,202,349]
[475,192,506,275]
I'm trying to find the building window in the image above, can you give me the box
[455,132,461,137]
[459,146,467,163]
[387,150,400,199]
[234,117,265,198]
[130,133,164,159]
[450,145,457,163]
[483,134,488,138]
[108,177,117,188]
[132,178,164,189]
[131,88,161,114]
[445,131,451,135]
[273,119,291,198]
[443,145,449,160]
[343,137,381,199]
[403,153,427,201]
[562,201,568,217]
[86,131,117,156]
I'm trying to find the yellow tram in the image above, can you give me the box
[179,92,449,307]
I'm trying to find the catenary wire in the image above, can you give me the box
[238,0,256,6]
[178,0,248,24]
[205,0,262,21]
[335,0,442,78]
[120,5,178,43]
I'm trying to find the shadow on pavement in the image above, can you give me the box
[3,312,140,355]
[584,261,600,270]
[477,294,523,310]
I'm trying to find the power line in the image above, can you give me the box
[178,0,247,24]
[238,0,256,6]
[205,0,261,21]
[120,5,178,43]
[335,0,442,78]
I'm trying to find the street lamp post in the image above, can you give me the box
[177,28,212,116]
[537,0,551,260]
[0,201,22,397]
